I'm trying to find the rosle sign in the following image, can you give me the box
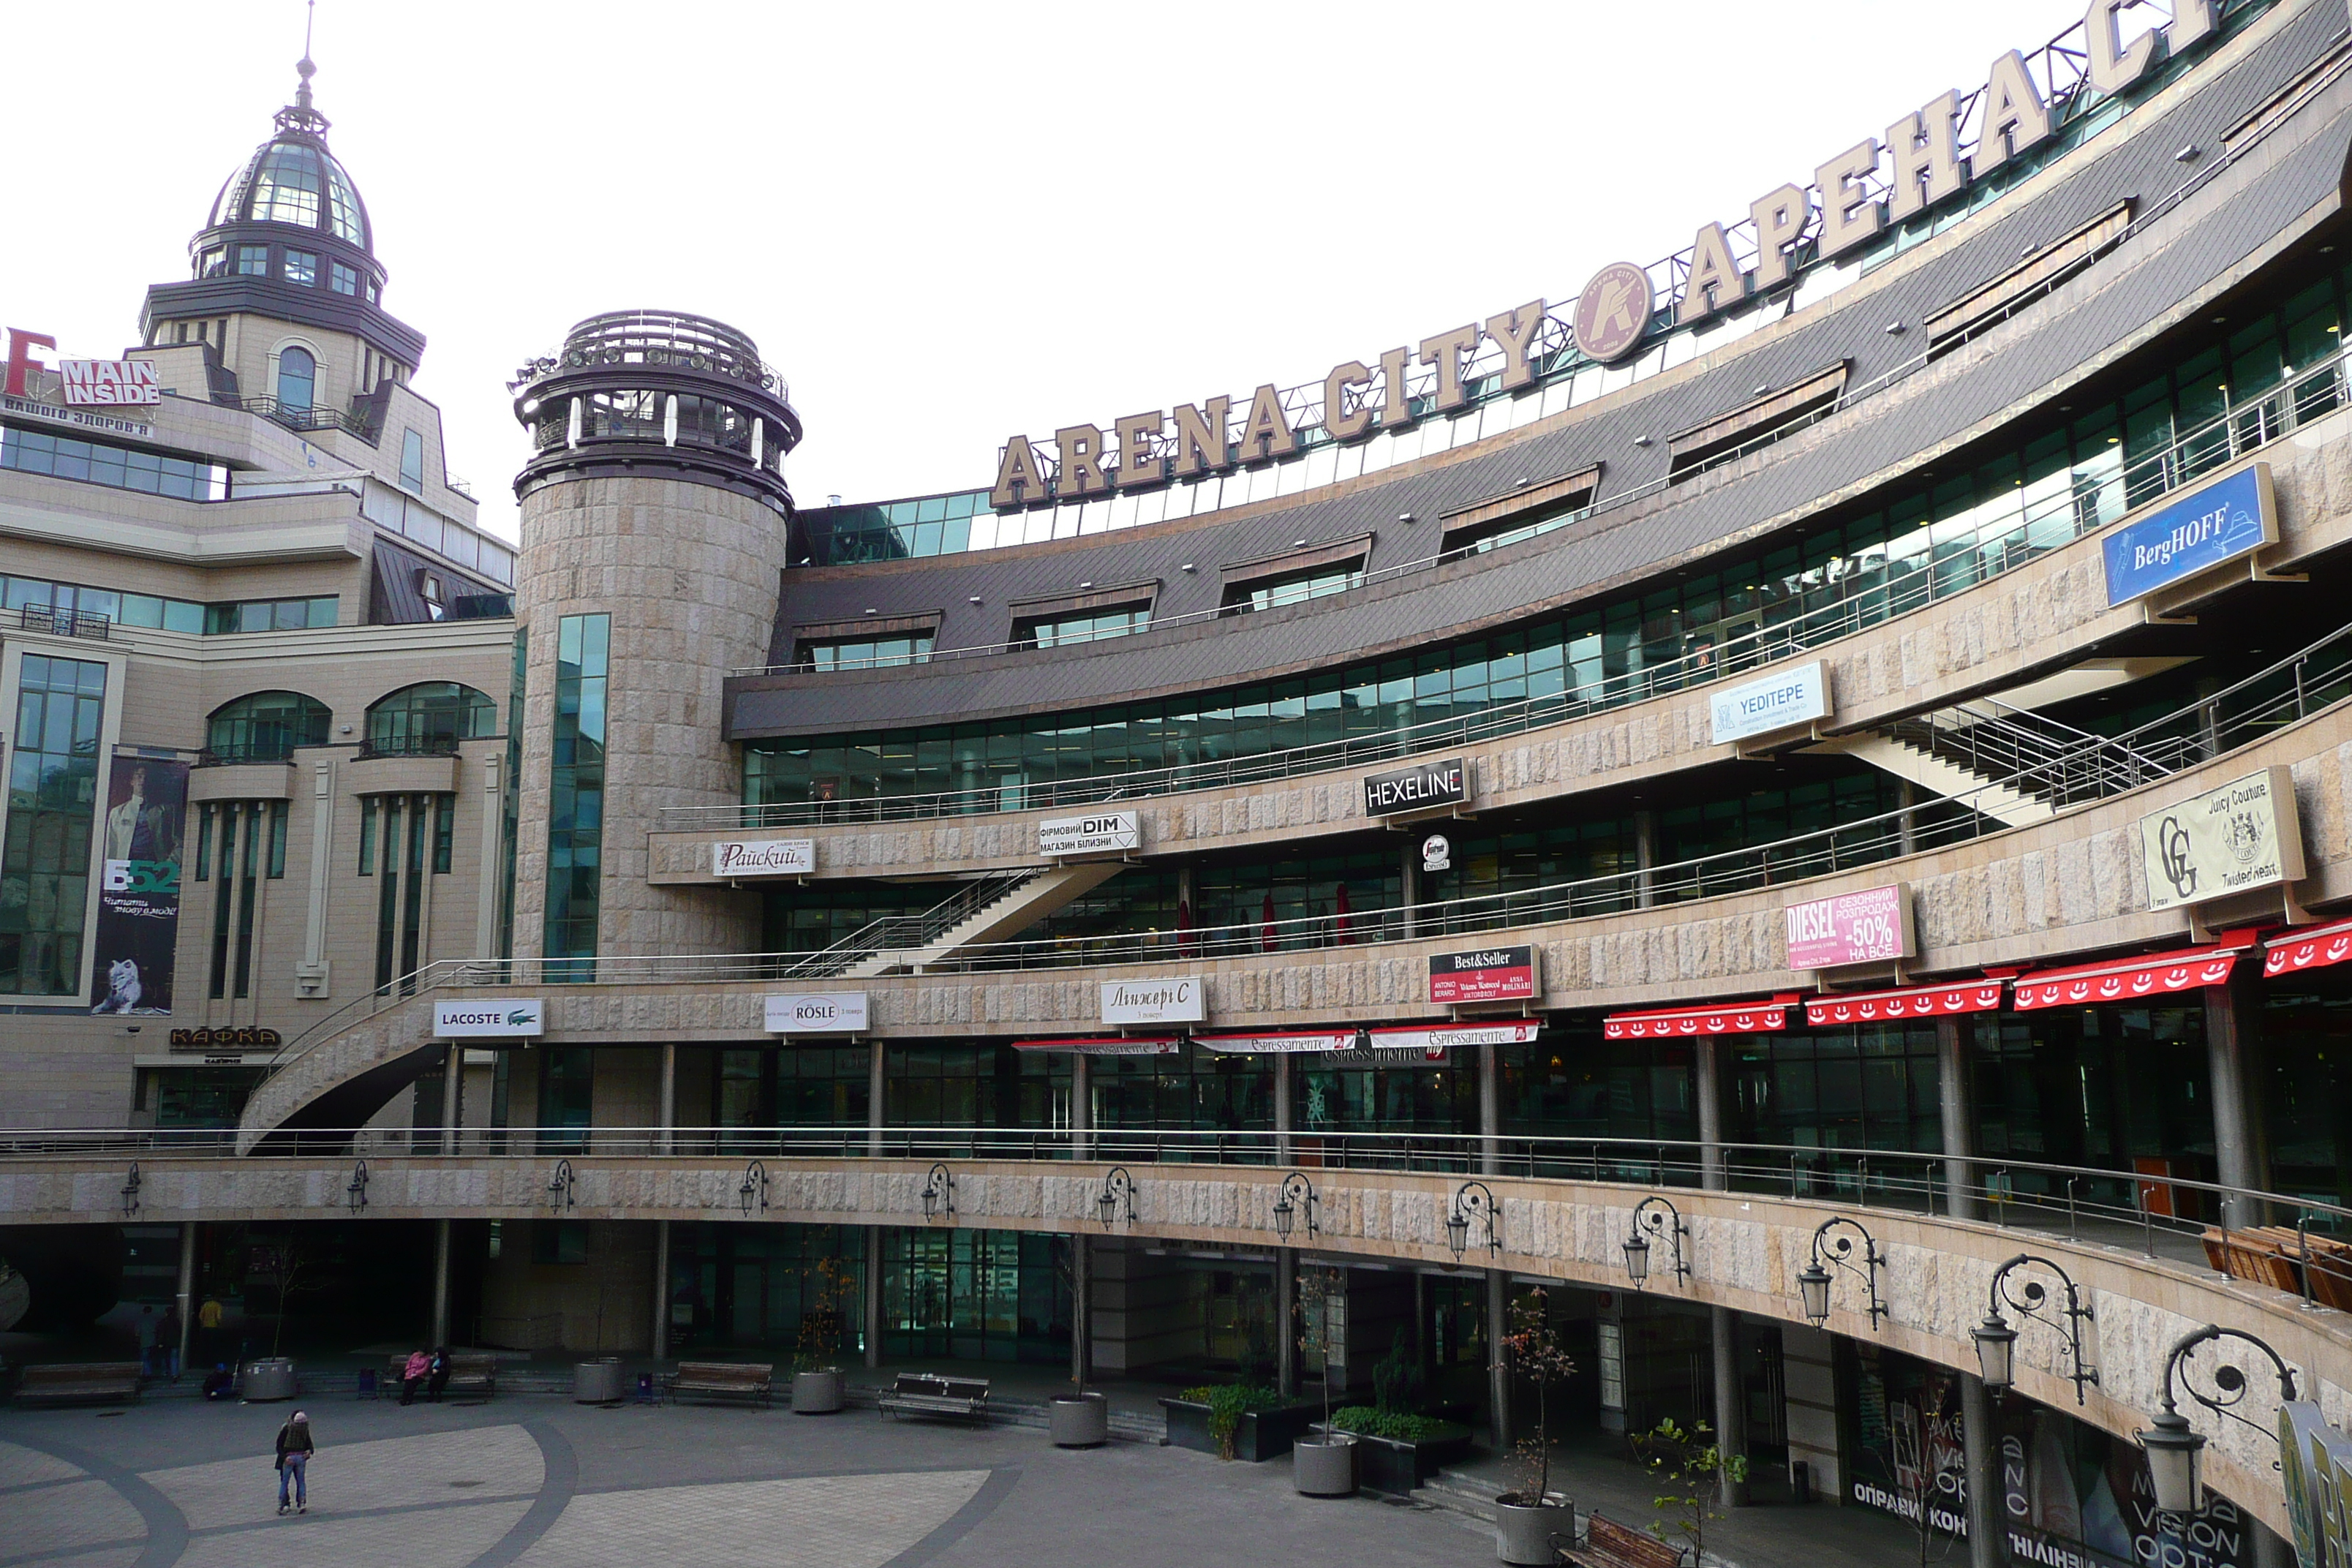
[764,992,869,1033]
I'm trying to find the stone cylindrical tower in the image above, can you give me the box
[507,311,801,965]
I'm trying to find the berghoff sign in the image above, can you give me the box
[764,992,869,1033]
[1784,884,1913,968]
[1709,663,1829,745]
[432,999,544,1038]
[1101,977,1205,1025]
[1428,946,1539,1005]
[987,1,2219,507]
[1037,810,1139,857]
[1363,758,1468,817]
[712,838,815,877]
[2101,462,2274,607]
[2138,765,2305,912]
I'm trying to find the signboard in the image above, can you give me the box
[1709,662,1829,745]
[1429,945,1539,1005]
[58,358,160,406]
[1038,810,1139,857]
[1370,1019,1542,1052]
[764,992,868,1033]
[1101,976,1205,1025]
[1421,834,1451,872]
[1362,758,1468,817]
[0,392,154,441]
[712,838,815,878]
[1784,884,1914,968]
[2138,766,2305,911]
[2280,1401,2352,1568]
[1196,1030,1359,1054]
[2102,463,2274,608]
[433,999,544,1038]
[88,757,188,1016]
[167,1026,282,1050]
[1012,1036,1183,1056]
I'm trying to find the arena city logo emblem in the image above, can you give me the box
[1573,262,1654,364]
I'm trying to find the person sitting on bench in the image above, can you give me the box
[425,1346,452,1403]
[399,1349,430,1406]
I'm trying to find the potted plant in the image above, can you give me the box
[790,1256,853,1414]
[1493,1288,1577,1565]
[1162,1382,1302,1459]
[1329,1406,1477,1496]
[1632,1417,1750,1567]
[1292,1267,1356,1497]
[1049,1245,1107,1448]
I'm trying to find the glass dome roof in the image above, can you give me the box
[210,132,370,250]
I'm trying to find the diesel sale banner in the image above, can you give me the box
[88,756,187,1015]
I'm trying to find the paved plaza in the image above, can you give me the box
[0,1387,1928,1568]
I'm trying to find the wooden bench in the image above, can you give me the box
[667,1361,773,1409]
[878,1371,990,1423]
[381,1352,499,1400]
[1559,1511,1686,1568]
[15,1362,141,1406]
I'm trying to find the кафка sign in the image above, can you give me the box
[1363,758,1468,817]
[434,999,544,1038]
[2138,765,2305,911]
[1101,976,1205,1025]
[765,992,869,1033]
[1038,810,1139,857]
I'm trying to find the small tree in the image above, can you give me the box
[794,1256,856,1373]
[1371,1327,1423,1415]
[1299,1267,1340,1435]
[1632,1417,1750,1565]
[1499,1288,1577,1506]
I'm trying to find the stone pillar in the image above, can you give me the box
[1071,1232,1090,1390]
[657,1042,676,1156]
[1961,1372,2003,1568]
[1070,1052,1091,1161]
[440,1045,463,1155]
[175,1222,196,1376]
[1400,841,1419,940]
[864,1226,883,1369]
[1696,1037,1725,1189]
[1275,1054,1293,1166]
[651,1219,671,1360]
[1634,807,1658,909]
[2247,1520,2294,1568]
[1275,1247,1296,1396]
[1937,1017,1978,1221]
[2204,977,2264,1228]
[1413,1267,1429,1382]
[867,1039,886,1158]
[1711,1308,1749,1507]
[1487,1269,1512,1453]
[1479,1041,1501,1176]
[431,1218,451,1347]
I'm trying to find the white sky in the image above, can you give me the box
[5,0,2087,543]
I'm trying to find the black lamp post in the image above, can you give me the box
[1971,1252,2096,1403]
[1272,1171,1317,1241]
[547,1158,574,1213]
[738,1159,767,1215]
[2138,1323,2300,1519]
[1623,1195,1689,1288]
[119,1162,140,1218]
[1446,1180,1501,1260]
[1796,1215,1885,1328]
[346,1158,370,1213]
[921,1162,954,1221]
[1097,1166,1135,1229]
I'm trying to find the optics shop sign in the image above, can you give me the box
[1428,946,1539,1005]
[2102,463,2275,608]
[1363,758,1468,818]
[433,999,544,1039]
[2280,1401,2352,1568]
[1709,662,1829,745]
[1101,976,1205,1025]
[1784,883,1913,968]
[764,992,869,1034]
[712,838,815,878]
[2138,766,2305,912]
[1037,810,1139,857]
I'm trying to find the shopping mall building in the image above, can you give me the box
[9,4,2352,1564]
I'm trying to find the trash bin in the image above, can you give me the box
[243,1357,297,1402]
[573,1357,625,1404]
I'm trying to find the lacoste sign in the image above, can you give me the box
[433,998,545,1038]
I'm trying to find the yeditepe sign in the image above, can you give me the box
[2138,766,2304,912]
[2102,463,2274,607]
[1709,663,1829,745]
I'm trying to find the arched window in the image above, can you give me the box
[366,682,496,755]
[207,690,331,763]
[276,346,316,412]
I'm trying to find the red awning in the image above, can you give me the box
[2009,941,2253,1011]
[1368,1020,1542,1052]
[1011,1036,1182,1056]
[2264,916,2352,979]
[1602,995,1800,1040]
[1804,981,2006,1028]
[1194,1030,1360,1055]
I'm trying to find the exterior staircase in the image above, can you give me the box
[1811,697,2167,829]
[785,862,1127,979]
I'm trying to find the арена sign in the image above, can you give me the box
[2102,462,2274,608]
[1429,945,1539,1005]
[1363,758,1468,817]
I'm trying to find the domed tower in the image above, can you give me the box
[140,55,425,418]
[507,312,803,966]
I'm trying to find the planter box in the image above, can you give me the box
[1333,1425,1476,1496]
[1159,1398,1324,1463]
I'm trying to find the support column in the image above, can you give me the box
[1070,1232,1090,1390]
[440,1045,463,1156]
[1479,1041,1501,1175]
[1695,1037,1725,1189]
[1487,1268,1511,1454]
[867,1039,886,1158]
[1711,1308,1749,1507]
[1634,807,1658,909]
[1401,841,1419,941]
[431,1218,451,1347]
[1070,1052,1091,1161]
[1937,1017,1978,1221]
[1961,1372,2003,1568]
[2247,1520,2295,1568]
[652,1219,671,1360]
[1277,1247,1297,1397]
[175,1222,196,1378]
[2204,976,2264,1228]
[864,1226,883,1369]
[1275,1054,1293,1166]
[657,1042,676,1156]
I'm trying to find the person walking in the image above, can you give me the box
[273,1410,313,1515]
[398,1348,430,1406]
[197,1296,224,1365]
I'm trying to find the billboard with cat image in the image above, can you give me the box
[88,755,187,1015]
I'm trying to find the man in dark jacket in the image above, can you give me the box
[274,1409,313,1515]
[425,1346,453,1403]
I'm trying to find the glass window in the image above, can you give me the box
[329,261,358,296]
[400,429,425,492]
[1,428,226,503]
[1,655,108,996]
[365,682,497,755]
[206,690,331,763]
[799,634,933,671]
[235,245,268,276]
[198,248,227,279]
[1014,608,1150,648]
[282,250,317,287]
[323,158,366,245]
[275,346,315,412]
[546,615,611,971]
[248,143,323,227]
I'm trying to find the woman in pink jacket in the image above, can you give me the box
[398,1349,430,1406]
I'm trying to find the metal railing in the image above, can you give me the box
[772,868,1036,979]
[1886,697,2170,808]
[696,344,2352,832]
[18,604,110,641]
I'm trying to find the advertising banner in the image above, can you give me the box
[2138,765,2305,911]
[2102,462,2274,608]
[2280,1401,2352,1568]
[433,998,544,1038]
[712,838,815,877]
[88,756,187,1015]
[1101,976,1205,1025]
[58,359,160,406]
[1784,884,1913,968]
[1037,810,1139,857]
[1362,758,1468,816]
[764,992,869,1033]
[1708,662,1829,745]
[1428,945,1539,1004]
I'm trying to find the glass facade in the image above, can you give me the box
[0,655,106,995]
[794,633,932,672]
[1,426,229,502]
[366,682,496,754]
[205,691,330,761]
[1013,608,1148,648]
[544,615,608,970]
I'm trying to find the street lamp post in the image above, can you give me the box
[2137,1323,2300,1519]
[1446,1180,1501,1260]
[738,1159,767,1215]
[546,1158,574,1213]
[1970,1252,2096,1403]
[920,1162,955,1221]
[1622,1195,1689,1287]
[1272,1171,1318,1241]
[1097,1166,1135,1229]
[1795,1215,1885,1328]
